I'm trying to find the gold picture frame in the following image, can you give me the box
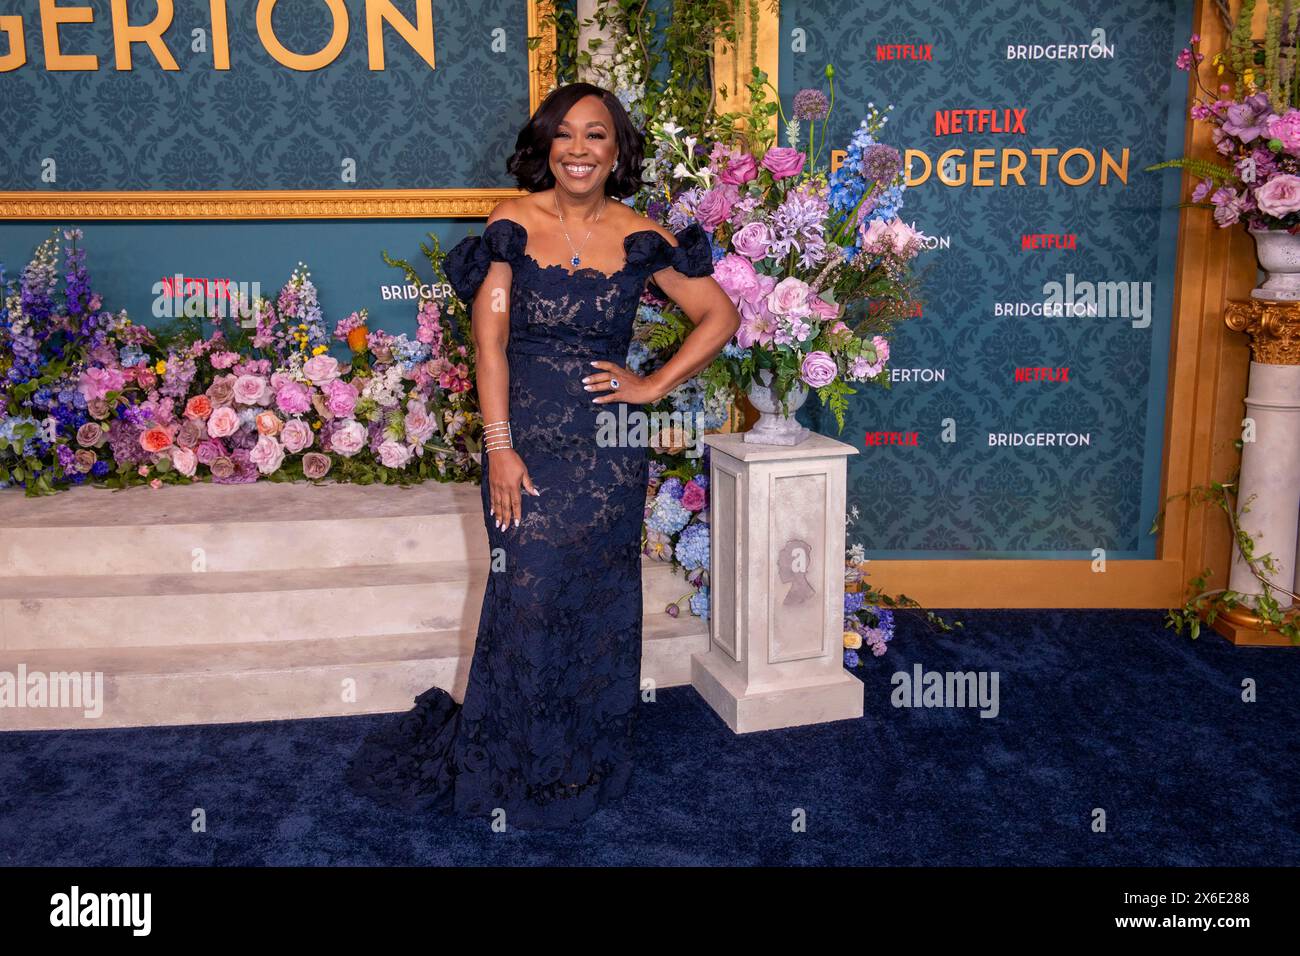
[0,0,556,221]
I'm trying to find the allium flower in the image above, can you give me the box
[792,88,829,121]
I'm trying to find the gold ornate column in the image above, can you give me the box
[1215,299,1300,645]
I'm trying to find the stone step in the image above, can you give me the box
[0,557,700,650]
[0,481,487,576]
[0,611,709,730]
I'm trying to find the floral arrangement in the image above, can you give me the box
[1149,18,1300,231]
[644,455,712,619]
[638,64,926,430]
[0,229,482,495]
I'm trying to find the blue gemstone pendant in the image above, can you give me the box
[571,255,581,266]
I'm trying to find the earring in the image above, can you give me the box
[612,158,619,170]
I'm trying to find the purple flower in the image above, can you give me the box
[1221,92,1274,143]
[861,144,902,185]
[792,88,829,121]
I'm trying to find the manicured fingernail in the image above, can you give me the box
[590,361,599,366]
[514,517,520,527]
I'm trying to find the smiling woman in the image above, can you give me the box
[343,82,740,829]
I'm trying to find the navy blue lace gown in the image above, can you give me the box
[344,216,714,828]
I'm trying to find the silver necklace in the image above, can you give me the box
[553,193,606,267]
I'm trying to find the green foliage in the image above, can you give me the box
[815,377,855,434]
[1151,451,1300,644]
[1142,157,1237,182]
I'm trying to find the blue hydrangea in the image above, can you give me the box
[675,521,710,571]
[843,649,860,668]
[722,342,751,360]
[689,585,710,620]
[659,477,684,500]
[844,591,865,614]
[646,494,690,534]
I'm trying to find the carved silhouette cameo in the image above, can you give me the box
[777,538,816,605]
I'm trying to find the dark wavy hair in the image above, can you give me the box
[506,82,645,199]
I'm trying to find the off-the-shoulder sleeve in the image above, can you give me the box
[663,222,714,277]
[629,222,715,279]
[443,218,526,305]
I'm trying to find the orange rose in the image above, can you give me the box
[140,426,174,453]
[184,395,213,419]
[347,324,370,353]
[255,411,283,436]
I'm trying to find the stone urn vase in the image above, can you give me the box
[743,369,810,445]
[1249,227,1300,300]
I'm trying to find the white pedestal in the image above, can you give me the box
[1229,362,1300,609]
[692,433,863,733]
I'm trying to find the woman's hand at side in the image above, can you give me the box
[487,448,540,530]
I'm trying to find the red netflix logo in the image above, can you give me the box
[1021,234,1077,250]
[864,431,920,446]
[933,108,1027,135]
[1013,367,1070,382]
[877,44,932,60]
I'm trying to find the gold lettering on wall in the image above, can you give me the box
[367,0,436,71]
[111,0,179,71]
[0,15,27,71]
[210,0,230,70]
[41,0,98,71]
[256,0,349,71]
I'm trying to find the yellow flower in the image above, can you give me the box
[154,360,167,374]
[311,420,322,429]
[313,345,328,355]
[843,630,862,650]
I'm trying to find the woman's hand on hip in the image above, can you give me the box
[583,361,662,406]
[487,448,540,530]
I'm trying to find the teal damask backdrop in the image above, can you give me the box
[0,0,525,189]
[784,0,1193,559]
[0,0,536,368]
[0,0,1193,561]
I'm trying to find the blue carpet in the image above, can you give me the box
[2,609,1297,865]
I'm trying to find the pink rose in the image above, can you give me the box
[323,378,358,418]
[694,184,739,231]
[280,418,314,453]
[176,418,205,449]
[800,350,838,388]
[170,445,198,477]
[329,419,367,457]
[207,376,236,407]
[302,452,332,479]
[249,434,285,474]
[731,222,773,261]
[233,374,271,406]
[209,456,235,479]
[378,440,413,469]
[761,146,806,180]
[766,276,812,318]
[719,152,757,185]
[195,438,226,465]
[184,394,213,419]
[680,480,707,511]
[812,297,842,321]
[1255,173,1300,217]
[404,401,436,447]
[207,405,241,438]
[303,354,342,384]
[76,422,105,447]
